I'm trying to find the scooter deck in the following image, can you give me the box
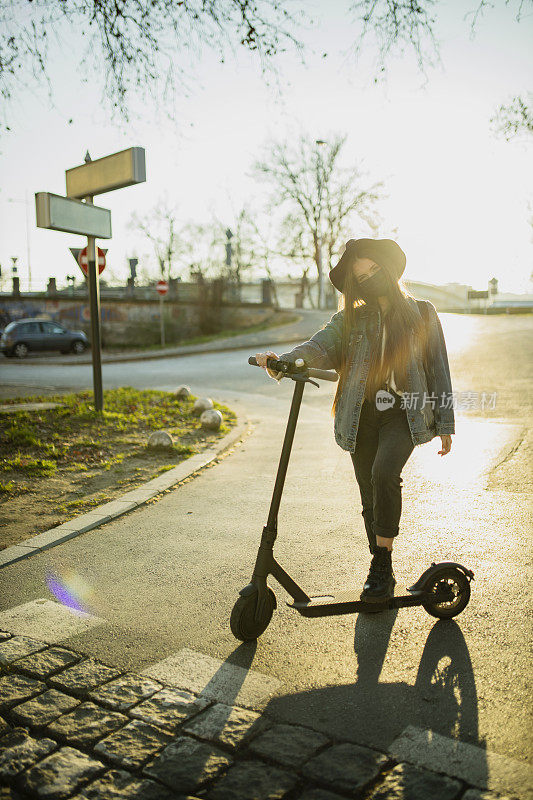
[287,589,425,617]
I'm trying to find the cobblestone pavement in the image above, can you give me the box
[0,631,521,800]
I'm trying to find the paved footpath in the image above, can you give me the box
[0,629,525,800]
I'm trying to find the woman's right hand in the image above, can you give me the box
[255,350,282,380]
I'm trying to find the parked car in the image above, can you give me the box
[0,318,89,358]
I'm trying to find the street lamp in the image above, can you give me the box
[7,192,32,291]
[315,139,327,309]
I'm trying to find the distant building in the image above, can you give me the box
[404,279,532,313]
[489,294,533,310]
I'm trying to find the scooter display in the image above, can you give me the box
[230,356,474,642]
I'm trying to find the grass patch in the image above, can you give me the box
[0,455,57,476]
[155,465,175,475]
[3,424,42,449]
[0,386,237,549]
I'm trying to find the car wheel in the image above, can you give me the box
[71,340,86,355]
[14,343,28,359]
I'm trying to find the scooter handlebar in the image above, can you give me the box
[248,356,339,383]
[308,367,339,383]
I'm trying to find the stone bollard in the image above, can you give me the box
[176,386,191,398]
[147,430,173,449]
[200,409,223,431]
[193,397,214,415]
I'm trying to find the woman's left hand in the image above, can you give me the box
[438,435,452,456]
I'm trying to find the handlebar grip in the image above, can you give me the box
[249,355,288,373]
[248,355,338,382]
[308,367,339,382]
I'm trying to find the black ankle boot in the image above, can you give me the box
[360,546,396,603]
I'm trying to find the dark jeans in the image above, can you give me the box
[350,389,415,552]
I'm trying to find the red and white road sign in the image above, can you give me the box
[156,280,169,296]
[78,246,106,276]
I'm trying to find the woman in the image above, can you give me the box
[256,238,455,605]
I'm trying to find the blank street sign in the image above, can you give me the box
[35,192,112,238]
[66,147,146,199]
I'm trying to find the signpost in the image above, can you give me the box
[36,146,146,412]
[35,193,112,238]
[78,246,106,276]
[66,147,146,199]
[156,280,168,347]
[69,247,107,273]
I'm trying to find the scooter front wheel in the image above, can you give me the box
[422,566,471,619]
[230,588,276,641]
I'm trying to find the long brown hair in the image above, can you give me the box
[331,260,426,416]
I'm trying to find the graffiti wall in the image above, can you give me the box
[0,296,274,347]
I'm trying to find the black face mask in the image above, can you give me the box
[356,268,389,303]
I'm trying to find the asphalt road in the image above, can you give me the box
[1,312,532,777]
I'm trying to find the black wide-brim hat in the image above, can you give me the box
[329,238,406,293]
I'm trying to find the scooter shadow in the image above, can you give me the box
[260,618,486,778]
[165,621,487,796]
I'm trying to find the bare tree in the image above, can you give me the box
[274,212,318,306]
[208,207,259,286]
[2,0,529,135]
[253,134,384,309]
[348,1,531,131]
[348,0,529,80]
[0,0,306,127]
[236,208,286,306]
[230,210,256,286]
[129,199,182,282]
[174,220,221,281]
[132,203,258,286]
[490,93,533,141]
[349,0,442,82]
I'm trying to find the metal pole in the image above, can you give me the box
[85,196,104,412]
[317,235,323,310]
[316,139,326,310]
[160,293,165,347]
[25,190,32,292]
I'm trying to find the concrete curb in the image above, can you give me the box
[0,411,251,570]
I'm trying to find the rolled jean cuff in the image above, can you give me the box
[373,521,400,539]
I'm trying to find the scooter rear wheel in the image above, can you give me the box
[422,567,471,619]
[230,589,276,641]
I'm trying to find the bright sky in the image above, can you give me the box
[0,0,531,293]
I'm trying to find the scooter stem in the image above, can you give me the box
[250,378,308,621]
[266,378,306,532]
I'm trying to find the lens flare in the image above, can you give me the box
[45,569,94,614]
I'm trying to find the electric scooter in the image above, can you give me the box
[230,355,474,642]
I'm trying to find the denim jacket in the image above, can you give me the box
[278,296,455,451]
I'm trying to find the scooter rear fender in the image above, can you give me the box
[407,561,474,593]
